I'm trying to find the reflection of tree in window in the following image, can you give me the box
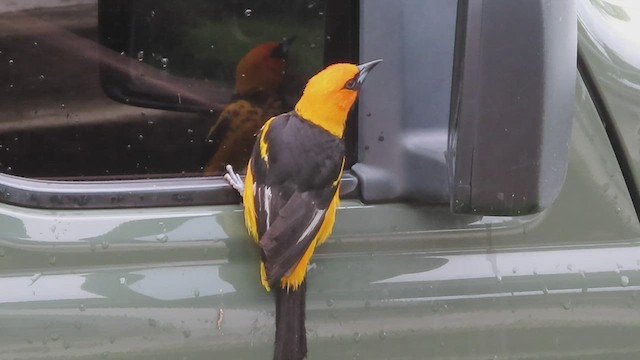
[131,0,325,90]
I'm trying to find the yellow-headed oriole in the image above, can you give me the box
[204,38,294,175]
[225,59,381,360]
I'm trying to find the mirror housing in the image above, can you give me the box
[448,0,576,215]
[355,0,576,215]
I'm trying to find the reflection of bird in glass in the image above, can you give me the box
[203,38,294,175]
[225,59,382,360]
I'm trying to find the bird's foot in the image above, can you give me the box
[224,164,244,194]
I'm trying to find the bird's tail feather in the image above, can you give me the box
[274,281,307,360]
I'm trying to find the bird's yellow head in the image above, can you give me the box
[235,38,294,95]
[295,60,382,138]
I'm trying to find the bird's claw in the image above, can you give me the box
[224,164,245,194]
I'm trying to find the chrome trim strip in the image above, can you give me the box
[0,172,359,209]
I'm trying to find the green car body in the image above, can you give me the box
[3,1,640,359]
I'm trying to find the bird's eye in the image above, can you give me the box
[344,78,357,90]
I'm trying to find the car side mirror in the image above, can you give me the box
[355,0,575,215]
[448,0,576,215]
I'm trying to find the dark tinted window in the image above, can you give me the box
[0,0,357,180]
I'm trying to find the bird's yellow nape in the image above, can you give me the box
[294,63,361,138]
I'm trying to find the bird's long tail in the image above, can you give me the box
[274,281,307,360]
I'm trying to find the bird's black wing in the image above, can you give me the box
[250,112,344,285]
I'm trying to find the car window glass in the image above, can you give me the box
[0,0,356,180]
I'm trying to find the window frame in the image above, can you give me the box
[0,0,360,210]
[0,172,359,209]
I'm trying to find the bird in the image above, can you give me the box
[224,59,382,360]
[203,38,295,175]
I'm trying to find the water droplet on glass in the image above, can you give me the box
[307,1,317,8]
[156,233,168,243]
[33,41,38,46]
[8,59,14,65]
[90,243,97,252]
[63,340,70,349]
[39,74,45,81]
[148,318,157,327]
[512,266,518,274]
[187,128,194,135]
[562,300,572,310]
[378,330,387,340]
[138,134,144,141]
[193,288,200,298]
[244,9,252,16]
[60,103,65,110]
[101,241,109,250]
[109,336,116,344]
[543,287,549,295]
[137,51,144,61]
[0,247,5,257]
[183,329,191,338]
[150,10,155,17]
[79,303,86,312]
[48,255,56,265]
[621,275,630,287]
[318,11,325,16]
[161,57,168,68]
[326,298,334,307]
[310,43,316,48]
[119,277,126,285]
[50,333,60,341]
[566,264,573,271]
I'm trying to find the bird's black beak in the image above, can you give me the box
[356,59,382,87]
[272,36,296,59]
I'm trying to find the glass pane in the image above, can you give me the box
[0,0,357,180]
